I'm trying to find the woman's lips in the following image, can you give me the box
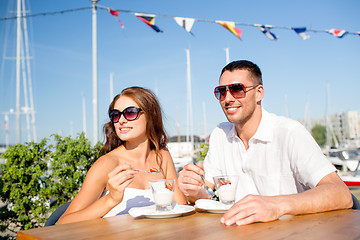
[119,127,131,134]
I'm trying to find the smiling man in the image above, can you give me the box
[178,60,352,226]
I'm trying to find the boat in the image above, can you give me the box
[325,147,360,172]
[324,147,360,187]
[339,173,360,188]
[167,135,204,172]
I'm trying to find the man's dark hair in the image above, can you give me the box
[220,60,263,85]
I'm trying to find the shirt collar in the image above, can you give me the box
[226,108,272,143]
[227,123,237,140]
[252,108,272,142]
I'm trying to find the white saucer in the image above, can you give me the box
[195,199,232,214]
[129,204,195,219]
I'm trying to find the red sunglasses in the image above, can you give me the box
[214,83,259,101]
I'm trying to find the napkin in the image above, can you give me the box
[129,205,154,218]
[195,199,232,210]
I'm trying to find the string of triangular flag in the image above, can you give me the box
[100,5,359,40]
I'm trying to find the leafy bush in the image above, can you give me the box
[0,133,102,237]
[49,134,102,207]
[196,143,209,163]
[0,139,51,233]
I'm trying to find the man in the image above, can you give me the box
[178,60,352,226]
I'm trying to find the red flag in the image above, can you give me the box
[328,29,347,38]
[216,21,242,40]
[108,9,124,29]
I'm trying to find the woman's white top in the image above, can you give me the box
[103,188,154,217]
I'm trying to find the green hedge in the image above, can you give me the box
[0,133,102,238]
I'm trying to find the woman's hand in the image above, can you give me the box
[106,164,138,204]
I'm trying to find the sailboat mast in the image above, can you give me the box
[224,47,230,64]
[16,0,21,143]
[92,0,99,144]
[202,101,208,139]
[304,94,310,130]
[185,49,194,152]
[21,0,36,142]
[326,84,339,148]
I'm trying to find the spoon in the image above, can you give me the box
[200,175,215,197]
[134,169,161,174]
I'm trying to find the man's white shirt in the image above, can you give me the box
[204,108,336,201]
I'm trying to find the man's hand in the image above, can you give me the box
[220,195,283,226]
[178,163,209,203]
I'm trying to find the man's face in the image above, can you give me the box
[218,69,262,125]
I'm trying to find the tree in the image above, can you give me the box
[311,124,327,147]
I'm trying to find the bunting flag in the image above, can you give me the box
[292,27,310,40]
[135,13,163,33]
[328,29,348,38]
[108,8,124,29]
[4,5,359,41]
[216,21,242,40]
[174,17,195,35]
[255,24,278,40]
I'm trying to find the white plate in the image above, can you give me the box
[195,199,232,214]
[129,204,195,219]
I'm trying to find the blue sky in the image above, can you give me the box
[0,0,359,145]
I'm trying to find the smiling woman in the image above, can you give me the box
[56,86,186,225]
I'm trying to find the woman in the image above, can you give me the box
[58,86,186,224]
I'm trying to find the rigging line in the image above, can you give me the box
[0,6,92,21]
[1,4,359,36]
[97,5,360,36]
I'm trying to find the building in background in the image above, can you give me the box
[301,110,360,148]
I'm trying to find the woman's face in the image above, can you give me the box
[113,96,148,143]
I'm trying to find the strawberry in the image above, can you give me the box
[220,179,231,186]
[165,182,172,191]
[150,168,158,173]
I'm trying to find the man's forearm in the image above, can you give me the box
[277,177,352,216]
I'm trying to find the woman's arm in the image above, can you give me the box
[57,155,137,224]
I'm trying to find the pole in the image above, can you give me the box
[92,0,99,144]
[16,0,21,143]
[202,101,208,139]
[185,49,194,153]
[4,113,9,148]
[21,0,36,142]
[224,47,230,64]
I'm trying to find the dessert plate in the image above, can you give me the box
[129,204,195,219]
[195,199,232,214]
